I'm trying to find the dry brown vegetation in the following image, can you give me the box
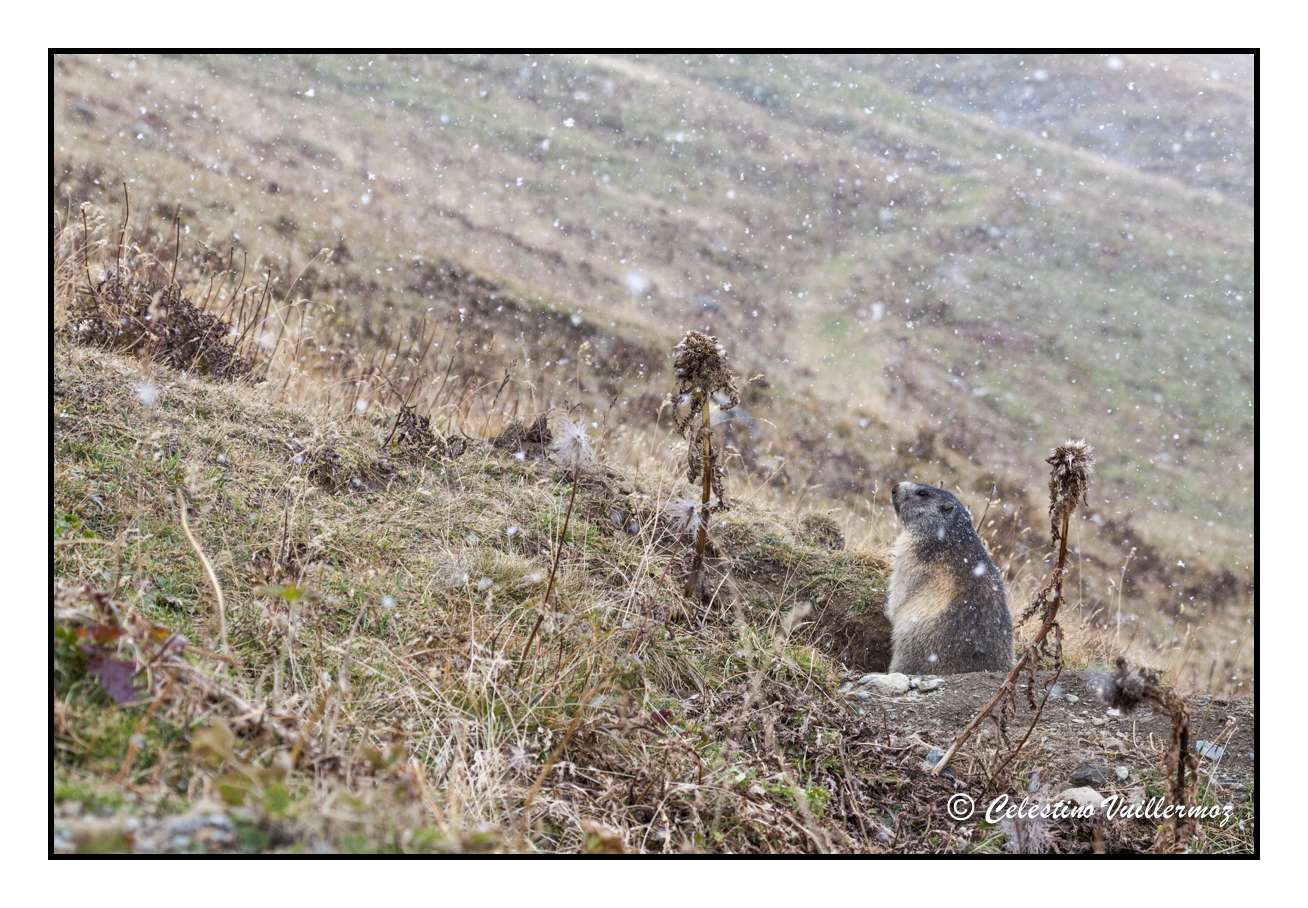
[52,52,1254,854]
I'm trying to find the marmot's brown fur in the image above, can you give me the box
[885,481,1013,674]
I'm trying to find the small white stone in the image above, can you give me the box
[1056,787,1107,810]
[858,672,911,695]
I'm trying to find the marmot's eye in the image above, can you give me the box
[915,489,930,498]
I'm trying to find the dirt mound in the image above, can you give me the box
[840,668,1253,852]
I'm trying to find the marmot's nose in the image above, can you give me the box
[892,481,915,514]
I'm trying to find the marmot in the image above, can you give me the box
[885,481,1012,674]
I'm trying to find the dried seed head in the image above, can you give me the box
[999,812,1052,855]
[672,331,740,406]
[1093,657,1163,713]
[1046,439,1093,542]
[664,496,702,540]
[550,419,595,471]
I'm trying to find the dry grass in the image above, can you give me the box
[56,342,932,853]
[54,338,1250,854]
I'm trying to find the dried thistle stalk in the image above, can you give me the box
[668,332,739,600]
[1098,657,1198,851]
[932,440,1094,778]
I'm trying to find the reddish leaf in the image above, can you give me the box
[87,655,139,705]
[77,623,124,646]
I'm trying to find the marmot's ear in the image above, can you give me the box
[940,502,954,513]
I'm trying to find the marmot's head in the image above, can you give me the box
[892,481,971,540]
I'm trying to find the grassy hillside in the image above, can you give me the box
[852,53,1254,202]
[51,59,1253,521]
[52,343,888,853]
[52,345,1252,854]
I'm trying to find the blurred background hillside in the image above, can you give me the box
[53,53,1254,693]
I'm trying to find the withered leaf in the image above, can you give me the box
[191,719,236,767]
[77,623,124,646]
[86,654,139,705]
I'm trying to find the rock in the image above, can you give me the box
[1069,762,1110,788]
[841,673,905,697]
[1194,740,1226,760]
[1064,693,1079,704]
[1115,766,1130,782]
[922,746,955,779]
[858,672,911,695]
[1055,787,1106,810]
[913,676,944,692]
[130,808,237,853]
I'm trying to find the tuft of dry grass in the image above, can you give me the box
[61,263,258,381]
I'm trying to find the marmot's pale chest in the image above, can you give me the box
[885,482,1013,674]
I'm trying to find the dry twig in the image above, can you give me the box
[177,490,229,659]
